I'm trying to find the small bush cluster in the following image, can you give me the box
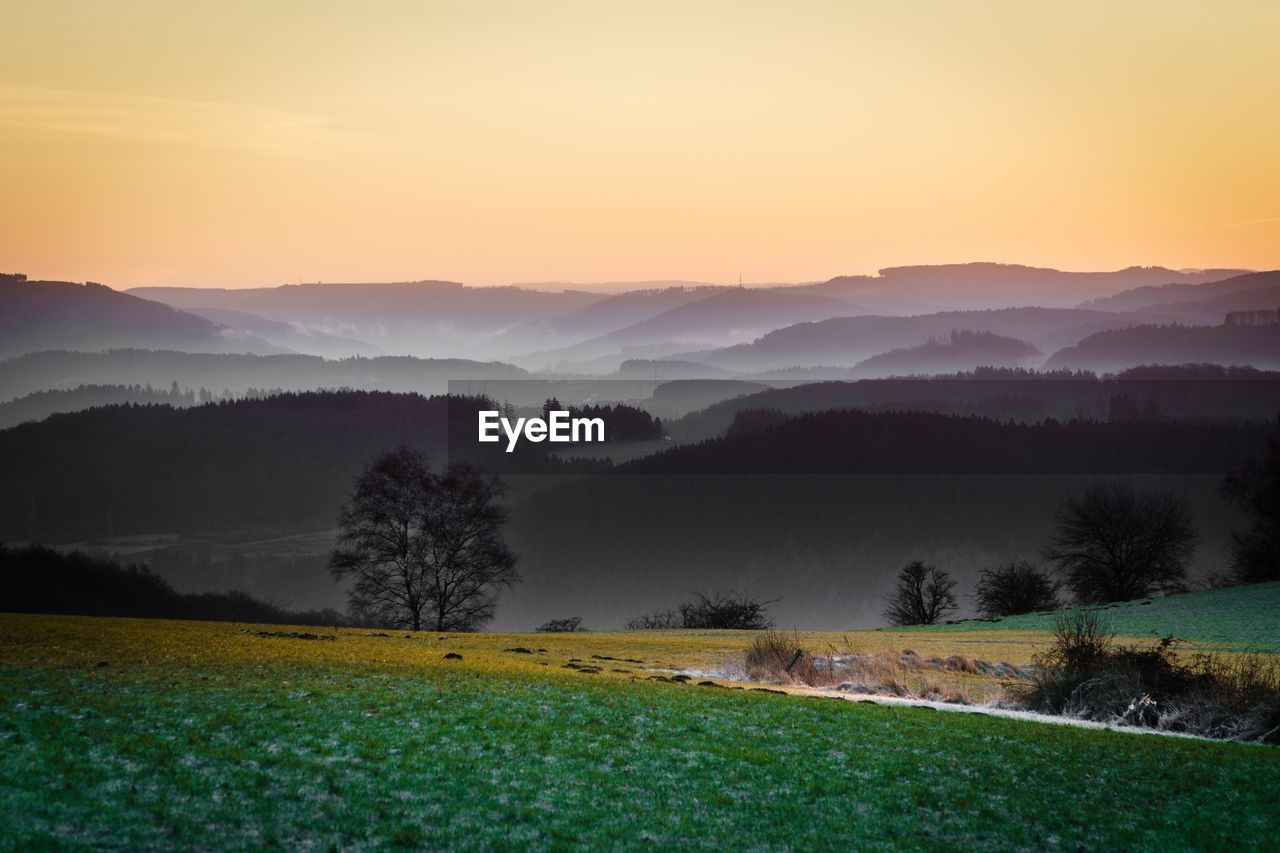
[679,592,773,630]
[536,617,583,633]
[627,592,773,630]
[1014,611,1280,743]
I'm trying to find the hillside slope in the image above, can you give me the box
[1044,323,1280,372]
[0,276,282,357]
[905,582,1280,651]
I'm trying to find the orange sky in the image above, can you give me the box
[2,1,1277,288]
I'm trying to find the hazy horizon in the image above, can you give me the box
[9,261,1268,294]
[4,1,1278,287]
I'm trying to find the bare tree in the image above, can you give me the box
[330,447,432,629]
[1042,482,1198,605]
[974,560,1060,618]
[883,561,957,626]
[330,448,518,631]
[419,463,520,632]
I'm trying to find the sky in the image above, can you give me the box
[1,0,1278,289]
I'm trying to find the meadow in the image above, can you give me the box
[903,582,1280,651]
[2,614,1278,849]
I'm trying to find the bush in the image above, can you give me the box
[1044,610,1115,672]
[1015,610,1280,742]
[537,617,583,633]
[744,630,806,680]
[974,560,1060,618]
[883,561,957,626]
[678,592,773,630]
[626,592,774,630]
[625,609,679,630]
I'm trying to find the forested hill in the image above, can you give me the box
[665,368,1280,441]
[624,409,1271,475]
[0,392,573,542]
[0,349,528,402]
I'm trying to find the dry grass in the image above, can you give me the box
[739,634,1028,704]
[1013,611,1280,743]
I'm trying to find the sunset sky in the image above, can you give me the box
[2,1,1278,288]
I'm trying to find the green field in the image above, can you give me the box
[902,582,1280,652]
[2,615,1278,849]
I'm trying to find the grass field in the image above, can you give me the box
[2,614,1278,849]
[902,582,1280,652]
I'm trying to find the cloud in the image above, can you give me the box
[0,85,389,158]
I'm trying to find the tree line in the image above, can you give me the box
[882,425,1280,625]
[0,544,346,626]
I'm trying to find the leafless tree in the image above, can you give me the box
[330,448,518,631]
[1042,482,1198,604]
[974,559,1060,618]
[419,463,519,632]
[883,561,957,626]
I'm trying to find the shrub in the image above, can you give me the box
[537,617,583,633]
[1042,610,1115,672]
[744,630,805,679]
[625,609,679,630]
[883,561,957,626]
[1015,610,1280,742]
[678,592,773,630]
[628,592,774,630]
[974,560,1060,618]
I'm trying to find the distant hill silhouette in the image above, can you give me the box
[0,276,284,357]
[852,330,1042,376]
[1079,270,1279,313]
[627,408,1268,475]
[1044,322,1280,372]
[181,307,383,358]
[793,264,1247,312]
[614,359,737,379]
[0,544,345,625]
[0,391,574,543]
[648,379,773,418]
[1115,272,1280,325]
[129,280,603,359]
[0,350,528,403]
[0,383,196,430]
[664,368,1280,441]
[493,286,723,353]
[681,307,1177,372]
[518,288,861,367]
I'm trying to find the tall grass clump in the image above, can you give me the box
[1015,609,1280,743]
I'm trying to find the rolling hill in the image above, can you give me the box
[520,288,861,368]
[1043,322,1280,373]
[180,307,382,358]
[1079,269,1278,313]
[129,280,604,359]
[0,350,529,403]
[0,276,283,358]
[492,286,723,353]
[794,264,1247,312]
[681,307,1176,372]
[852,330,1042,376]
